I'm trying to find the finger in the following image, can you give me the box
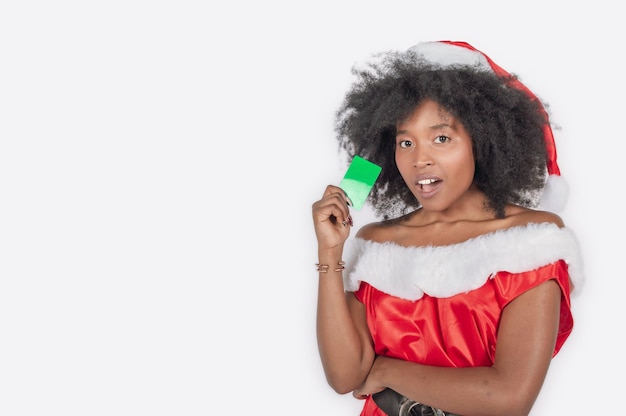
[315,188,350,217]
[313,196,352,228]
[352,390,368,400]
[322,185,353,207]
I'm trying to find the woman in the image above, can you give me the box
[311,41,583,416]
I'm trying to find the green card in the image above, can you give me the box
[339,156,382,210]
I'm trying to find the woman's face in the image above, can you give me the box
[395,99,476,213]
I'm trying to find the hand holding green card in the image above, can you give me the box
[339,156,382,210]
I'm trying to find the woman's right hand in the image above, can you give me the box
[312,185,353,250]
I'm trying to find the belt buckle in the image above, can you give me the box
[399,399,447,416]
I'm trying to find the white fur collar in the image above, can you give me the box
[343,222,584,301]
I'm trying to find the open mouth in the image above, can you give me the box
[417,178,440,190]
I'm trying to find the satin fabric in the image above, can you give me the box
[354,260,573,416]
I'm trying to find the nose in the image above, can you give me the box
[414,160,433,168]
[412,143,433,168]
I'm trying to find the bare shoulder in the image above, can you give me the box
[354,215,407,242]
[506,205,565,228]
[354,221,387,241]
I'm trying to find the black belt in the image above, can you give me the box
[372,388,459,416]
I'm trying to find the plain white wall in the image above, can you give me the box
[0,1,620,414]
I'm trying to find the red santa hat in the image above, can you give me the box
[407,40,568,213]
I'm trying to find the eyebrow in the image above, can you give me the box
[396,123,451,136]
[430,123,451,130]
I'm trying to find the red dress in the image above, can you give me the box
[342,223,584,416]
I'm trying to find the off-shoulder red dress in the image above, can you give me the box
[341,223,584,416]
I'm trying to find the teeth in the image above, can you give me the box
[417,179,437,185]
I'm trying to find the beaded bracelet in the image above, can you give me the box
[316,261,345,273]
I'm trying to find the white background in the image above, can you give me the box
[0,1,620,414]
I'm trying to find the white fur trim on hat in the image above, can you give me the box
[408,41,492,71]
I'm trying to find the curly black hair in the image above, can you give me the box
[335,50,551,220]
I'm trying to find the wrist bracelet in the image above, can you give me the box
[316,261,345,273]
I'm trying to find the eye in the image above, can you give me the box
[434,135,450,144]
[398,139,413,148]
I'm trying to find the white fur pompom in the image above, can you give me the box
[539,174,569,213]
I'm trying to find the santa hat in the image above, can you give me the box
[407,41,568,213]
